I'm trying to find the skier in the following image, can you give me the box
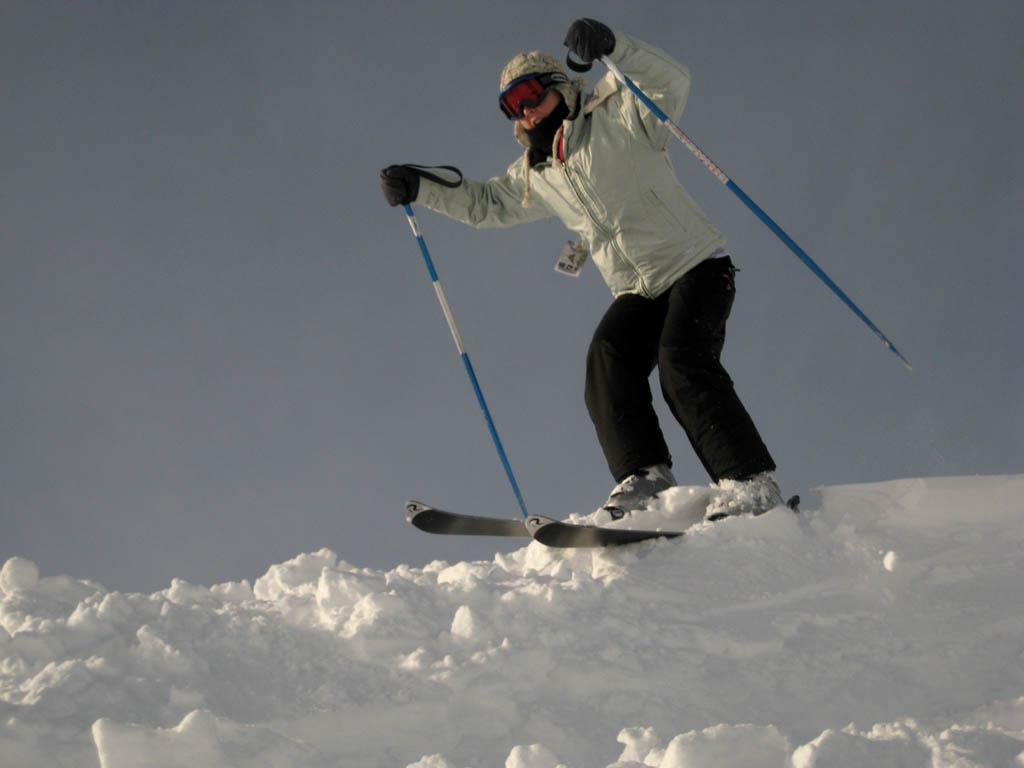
[381,19,783,521]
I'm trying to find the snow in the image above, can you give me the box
[2,475,1023,767]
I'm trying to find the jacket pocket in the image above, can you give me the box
[645,187,690,235]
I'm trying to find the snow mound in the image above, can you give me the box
[2,475,1023,767]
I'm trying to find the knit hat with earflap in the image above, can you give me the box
[499,51,586,204]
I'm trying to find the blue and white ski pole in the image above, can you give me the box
[600,56,912,371]
[402,204,530,518]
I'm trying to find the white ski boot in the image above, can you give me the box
[705,471,784,522]
[592,464,676,525]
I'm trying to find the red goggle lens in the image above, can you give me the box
[499,78,547,120]
[498,72,567,120]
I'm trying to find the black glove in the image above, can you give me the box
[563,18,615,63]
[379,165,420,207]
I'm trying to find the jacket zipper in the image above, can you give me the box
[556,125,653,297]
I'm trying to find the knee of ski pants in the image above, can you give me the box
[585,336,658,404]
[657,329,734,394]
[659,316,726,364]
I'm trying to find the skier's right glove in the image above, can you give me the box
[379,165,420,207]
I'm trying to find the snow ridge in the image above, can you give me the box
[2,475,1023,767]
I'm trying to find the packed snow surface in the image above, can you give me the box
[2,475,1023,767]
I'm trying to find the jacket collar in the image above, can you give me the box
[558,72,620,163]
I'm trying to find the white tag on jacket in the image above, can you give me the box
[555,239,588,277]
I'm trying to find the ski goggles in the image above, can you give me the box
[498,72,569,120]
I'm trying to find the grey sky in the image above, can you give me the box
[3,1,1021,593]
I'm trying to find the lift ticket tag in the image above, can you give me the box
[555,239,589,277]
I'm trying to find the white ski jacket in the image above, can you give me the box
[417,31,725,299]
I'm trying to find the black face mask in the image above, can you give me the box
[523,98,570,167]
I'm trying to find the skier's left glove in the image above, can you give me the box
[379,165,420,207]
[563,18,615,63]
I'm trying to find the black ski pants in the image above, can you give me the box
[585,256,775,483]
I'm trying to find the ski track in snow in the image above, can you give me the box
[2,475,1023,767]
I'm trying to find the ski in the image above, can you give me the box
[405,501,530,538]
[525,515,684,547]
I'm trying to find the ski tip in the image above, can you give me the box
[405,500,431,522]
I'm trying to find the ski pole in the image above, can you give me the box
[600,56,912,371]
[402,204,530,518]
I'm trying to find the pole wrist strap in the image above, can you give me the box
[404,164,463,188]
